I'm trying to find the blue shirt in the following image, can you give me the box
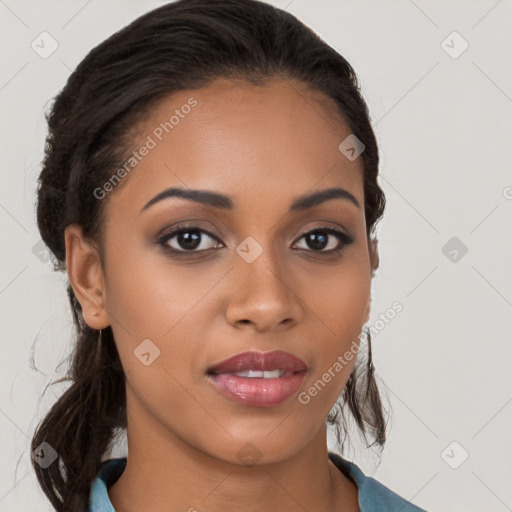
[89,453,427,511]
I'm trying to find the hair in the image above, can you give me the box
[30,0,388,510]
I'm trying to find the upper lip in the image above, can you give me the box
[207,350,307,374]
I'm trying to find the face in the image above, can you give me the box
[67,77,372,465]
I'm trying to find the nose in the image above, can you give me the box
[224,241,305,333]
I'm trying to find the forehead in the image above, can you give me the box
[104,77,364,216]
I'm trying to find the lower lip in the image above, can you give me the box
[207,372,307,407]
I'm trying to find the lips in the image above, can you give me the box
[206,350,308,408]
[207,350,307,374]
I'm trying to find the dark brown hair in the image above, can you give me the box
[31,0,387,509]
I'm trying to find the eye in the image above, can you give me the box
[157,225,223,253]
[293,227,353,254]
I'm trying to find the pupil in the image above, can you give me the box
[308,232,327,250]
[178,230,201,250]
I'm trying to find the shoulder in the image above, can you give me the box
[89,457,127,512]
[328,452,428,512]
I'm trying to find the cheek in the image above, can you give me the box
[101,247,212,406]
[312,257,370,344]
[299,258,370,409]
[105,268,213,383]
[103,240,222,338]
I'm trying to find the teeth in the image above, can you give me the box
[233,369,286,378]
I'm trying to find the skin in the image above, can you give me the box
[65,77,375,512]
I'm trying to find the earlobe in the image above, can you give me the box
[64,223,108,329]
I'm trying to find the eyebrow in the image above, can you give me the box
[140,186,360,214]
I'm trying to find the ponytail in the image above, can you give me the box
[30,301,125,511]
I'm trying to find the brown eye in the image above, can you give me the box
[158,226,222,253]
[294,228,353,253]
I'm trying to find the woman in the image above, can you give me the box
[31,0,428,510]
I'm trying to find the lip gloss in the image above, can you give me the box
[207,371,307,407]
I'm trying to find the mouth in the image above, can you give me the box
[206,350,308,408]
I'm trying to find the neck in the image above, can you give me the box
[108,391,359,512]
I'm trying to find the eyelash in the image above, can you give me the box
[156,224,354,257]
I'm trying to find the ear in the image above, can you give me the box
[64,223,109,330]
[368,236,380,278]
[363,298,371,326]
[364,236,378,325]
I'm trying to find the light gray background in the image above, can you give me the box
[1,1,511,511]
